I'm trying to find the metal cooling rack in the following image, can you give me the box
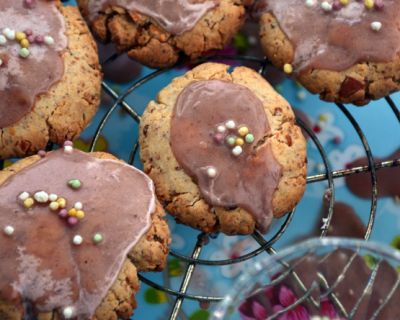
[1,55,399,319]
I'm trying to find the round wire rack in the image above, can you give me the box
[1,55,398,319]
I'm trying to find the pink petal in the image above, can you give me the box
[293,306,310,320]
[321,299,338,318]
[239,300,256,319]
[252,301,268,320]
[279,285,297,307]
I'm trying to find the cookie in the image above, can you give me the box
[0,1,102,159]
[77,0,246,68]
[255,0,400,105]
[140,62,307,235]
[0,145,170,319]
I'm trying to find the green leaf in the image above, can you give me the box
[144,288,168,304]
[168,258,183,277]
[391,235,400,250]
[233,33,249,53]
[189,310,210,320]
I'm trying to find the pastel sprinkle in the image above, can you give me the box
[245,133,255,143]
[63,140,73,147]
[63,307,74,319]
[23,198,35,209]
[35,35,44,44]
[371,21,382,31]
[59,209,68,218]
[226,136,236,146]
[68,216,79,226]
[19,48,30,58]
[49,193,58,202]
[57,197,67,208]
[72,235,83,245]
[0,59,2,67]
[74,202,83,210]
[225,120,236,129]
[364,0,374,9]
[49,202,59,211]
[321,1,333,11]
[68,208,77,217]
[64,145,73,153]
[38,150,46,158]
[213,133,225,144]
[76,210,85,219]
[18,192,30,202]
[3,28,15,40]
[15,32,26,41]
[34,191,49,203]
[283,63,293,74]
[3,225,14,236]
[217,125,226,133]
[44,35,54,46]
[232,146,243,157]
[24,0,37,9]
[235,138,244,146]
[68,179,82,190]
[206,167,217,178]
[339,0,349,5]
[0,35,7,45]
[238,126,249,137]
[20,39,30,48]
[93,233,103,244]
[305,0,316,7]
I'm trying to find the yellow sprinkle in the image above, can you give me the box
[20,39,29,48]
[235,138,244,146]
[68,208,77,217]
[364,0,374,9]
[76,210,85,219]
[23,197,35,209]
[339,0,349,5]
[15,32,26,41]
[283,63,293,74]
[238,127,249,137]
[57,197,67,208]
[49,202,59,211]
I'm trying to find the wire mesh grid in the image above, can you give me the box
[1,55,399,319]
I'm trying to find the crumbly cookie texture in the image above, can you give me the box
[259,12,400,105]
[77,0,246,68]
[0,4,102,160]
[140,63,307,235]
[0,152,170,320]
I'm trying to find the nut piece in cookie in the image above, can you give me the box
[0,1,102,159]
[140,62,307,235]
[0,143,170,319]
[77,0,246,68]
[256,0,400,105]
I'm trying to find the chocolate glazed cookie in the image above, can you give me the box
[0,0,102,159]
[77,0,247,68]
[255,0,400,105]
[0,146,170,320]
[140,63,307,235]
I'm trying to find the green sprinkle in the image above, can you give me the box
[245,133,255,144]
[93,233,103,244]
[19,48,30,58]
[68,179,82,190]
[226,136,236,146]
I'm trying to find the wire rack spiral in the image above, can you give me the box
[1,55,398,319]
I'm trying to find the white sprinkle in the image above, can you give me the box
[232,146,243,157]
[18,192,30,202]
[49,194,58,202]
[206,167,217,178]
[44,35,54,46]
[217,125,226,133]
[225,120,236,129]
[49,202,60,211]
[3,28,15,40]
[64,145,73,153]
[305,0,316,7]
[72,235,83,246]
[74,202,83,210]
[371,21,382,31]
[3,225,14,236]
[297,90,307,100]
[63,307,74,319]
[34,191,49,203]
[0,35,7,45]
[321,1,332,11]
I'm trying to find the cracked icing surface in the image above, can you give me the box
[140,63,307,235]
[85,0,218,35]
[0,149,155,319]
[0,0,67,128]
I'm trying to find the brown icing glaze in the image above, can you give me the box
[0,0,67,128]
[256,0,400,72]
[346,149,399,199]
[170,80,282,233]
[85,0,218,35]
[0,149,154,319]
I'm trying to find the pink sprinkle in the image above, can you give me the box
[24,29,33,36]
[38,150,46,158]
[59,209,68,218]
[375,0,384,10]
[27,35,35,43]
[332,0,341,10]
[68,216,79,226]
[35,35,44,44]
[213,133,225,145]
[63,140,73,147]
[23,0,36,9]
